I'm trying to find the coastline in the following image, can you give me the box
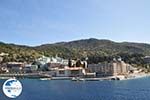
[124,73,150,80]
[0,73,149,81]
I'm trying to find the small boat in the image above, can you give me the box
[72,77,79,81]
[40,78,52,80]
[72,77,85,81]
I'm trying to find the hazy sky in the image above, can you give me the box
[0,0,150,46]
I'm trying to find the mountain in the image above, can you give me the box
[0,38,150,63]
[35,38,150,57]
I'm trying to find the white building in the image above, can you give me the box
[0,52,9,56]
[36,56,51,65]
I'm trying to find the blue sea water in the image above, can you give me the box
[1,77,150,100]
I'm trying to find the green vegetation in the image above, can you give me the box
[0,42,41,63]
[0,38,150,67]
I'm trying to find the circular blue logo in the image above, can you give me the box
[3,78,22,98]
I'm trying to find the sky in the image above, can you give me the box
[0,0,150,46]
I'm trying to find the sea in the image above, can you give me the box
[0,77,150,100]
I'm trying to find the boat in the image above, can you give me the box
[40,78,52,80]
[72,77,85,81]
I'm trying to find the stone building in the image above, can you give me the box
[112,59,130,76]
[51,67,85,77]
[88,58,131,77]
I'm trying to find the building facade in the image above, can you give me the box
[88,59,131,77]
[51,67,85,77]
